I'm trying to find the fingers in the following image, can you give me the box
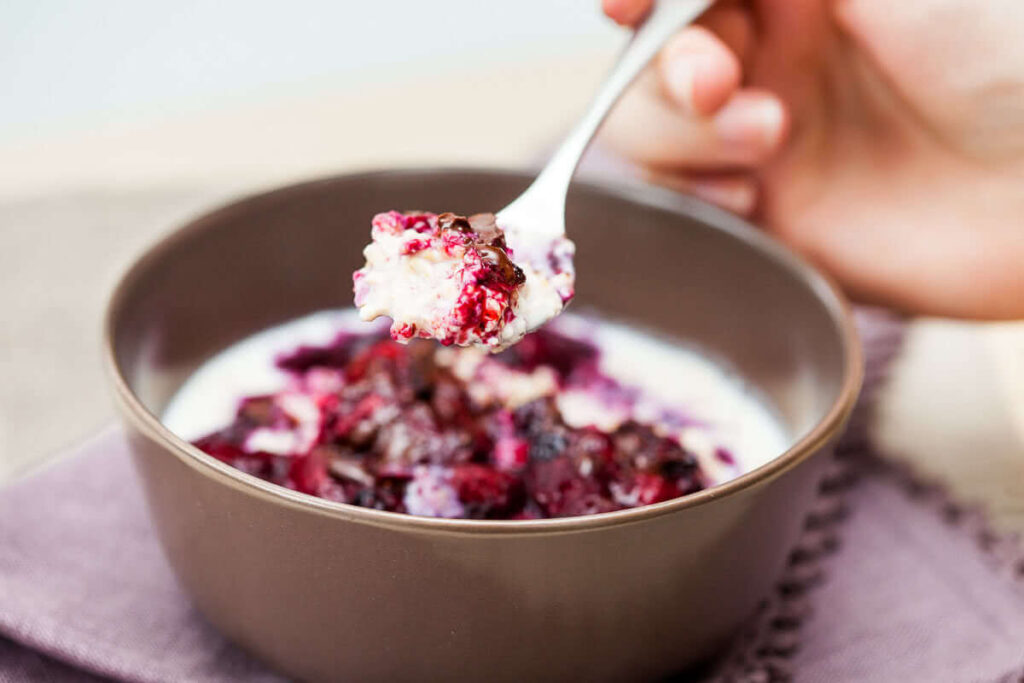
[646,170,759,216]
[599,0,782,215]
[698,3,755,67]
[605,2,751,117]
[658,26,741,116]
[712,90,788,161]
[603,0,754,62]
[602,79,788,170]
[602,0,653,26]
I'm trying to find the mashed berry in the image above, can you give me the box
[192,327,708,519]
[353,211,573,352]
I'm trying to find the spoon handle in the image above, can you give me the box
[500,0,715,233]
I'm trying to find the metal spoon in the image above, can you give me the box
[352,1,715,352]
[497,0,716,238]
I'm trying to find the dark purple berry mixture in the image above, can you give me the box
[192,327,709,519]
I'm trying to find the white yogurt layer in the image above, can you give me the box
[162,310,791,485]
[354,226,471,338]
[502,229,575,349]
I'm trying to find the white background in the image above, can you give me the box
[1,0,616,142]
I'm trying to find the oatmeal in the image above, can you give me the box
[353,211,573,351]
[163,311,790,520]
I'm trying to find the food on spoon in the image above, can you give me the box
[353,211,574,352]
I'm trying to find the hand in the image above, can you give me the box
[601,0,1024,319]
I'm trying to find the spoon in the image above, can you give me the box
[352,0,716,352]
[496,0,716,239]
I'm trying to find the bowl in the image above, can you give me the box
[104,169,862,682]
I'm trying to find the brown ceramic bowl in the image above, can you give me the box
[104,169,861,682]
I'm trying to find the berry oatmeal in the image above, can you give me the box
[163,311,789,520]
[353,211,574,351]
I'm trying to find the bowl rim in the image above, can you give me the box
[103,167,864,535]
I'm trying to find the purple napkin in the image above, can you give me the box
[2,311,1023,682]
[0,427,285,683]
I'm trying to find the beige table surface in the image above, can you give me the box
[2,52,1021,530]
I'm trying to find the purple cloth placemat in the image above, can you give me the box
[2,312,1023,682]
[0,427,286,683]
[794,458,1024,682]
[713,452,1024,683]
